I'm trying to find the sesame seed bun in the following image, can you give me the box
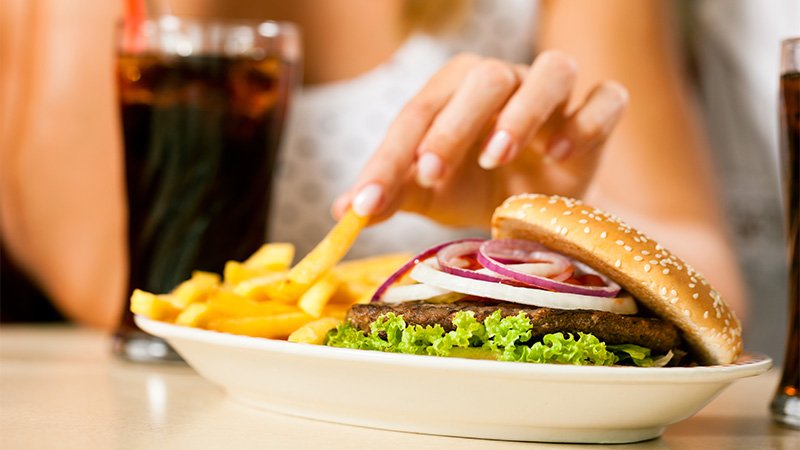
[491,194,743,365]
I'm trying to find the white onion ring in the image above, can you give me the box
[381,284,465,304]
[381,283,452,303]
[478,239,621,298]
[409,261,637,315]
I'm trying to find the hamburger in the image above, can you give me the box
[326,194,743,366]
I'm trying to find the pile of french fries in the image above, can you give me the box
[131,210,409,344]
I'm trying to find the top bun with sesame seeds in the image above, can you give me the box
[491,193,743,365]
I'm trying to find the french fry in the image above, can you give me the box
[130,289,182,321]
[333,253,411,284]
[288,317,341,344]
[224,244,295,286]
[231,271,287,299]
[208,311,313,339]
[223,261,259,286]
[273,209,368,301]
[321,303,352,320]
[298,272,339,318]
[244,242,295,271]
[175,303,216,328]
[207,289,298,317]
[172,271,221,308]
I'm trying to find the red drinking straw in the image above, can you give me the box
[122,0,147,52]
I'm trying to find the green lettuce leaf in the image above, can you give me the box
[326,310,662,367]
[606,343,661,367]
[503,332,618,366]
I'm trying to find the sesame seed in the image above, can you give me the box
[660,287,667,296]
[689,283,696,289]
[614,259,621,268]
[683,309,691,316]
[550,218,558,225]
[624,245,632,252]
[670,298,678,304]
[600,232,608,239]
[616,240,624,246]
[644,264,651,272]
[670,289,677,296]
[642,250,650,255]
[579,218,587,224]
[539,207,547,213]
[634,255,643,261]
[693,293,699,299]
[662,268,670,275]
[563,210,572,216]
[560,227,568,236]
[703,311,709,319]
[583,227,590,234]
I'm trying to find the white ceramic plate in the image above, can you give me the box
[136,316,771,444]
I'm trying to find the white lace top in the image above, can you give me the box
[269,0,537,258]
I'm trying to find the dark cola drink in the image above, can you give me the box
[771,47,800,427]
[113,52,294,361]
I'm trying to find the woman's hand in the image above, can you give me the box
[333,50,628,227]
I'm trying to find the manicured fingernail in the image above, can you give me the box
[548,138,571,161]
[416,153,443,188]
[479,130,513,169]
[352,183,383,217]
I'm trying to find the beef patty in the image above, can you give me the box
[347,300,681,354]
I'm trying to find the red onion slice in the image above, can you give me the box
[436,239,506,283]
[478,239,621,298]
[370,238,486,303]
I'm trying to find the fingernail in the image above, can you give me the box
[352,183,383,217]
[548,138,571,161]
[479,130,513,169]
[416,153,443,188]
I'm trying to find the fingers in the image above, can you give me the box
[333,49,629,225]
[414,59,520,186]
[479,51,577,169]
[332,53,481,220]
[545,80,629,161]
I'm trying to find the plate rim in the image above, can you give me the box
[136,315,772,383]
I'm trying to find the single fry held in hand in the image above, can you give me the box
[272,209,368,302]
[131,210,407,343]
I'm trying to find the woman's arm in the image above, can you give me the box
[538,0,747,320]
[0,0,126,329]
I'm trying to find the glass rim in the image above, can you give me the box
[122,15,300,36]
[782,36,800,74]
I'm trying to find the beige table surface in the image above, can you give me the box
[0,324,797,450]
